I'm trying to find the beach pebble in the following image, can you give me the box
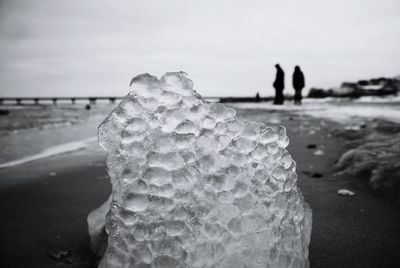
[307,144,317,149]
[311,172,323,178]
[313,149,324,155]
[55,263,80,268]
[301,171,323,178]
[345,125,362,131]
[337,189,355,196]
[0,109,10,116]
[270,118,281,124]
[49,250,69,260]
[49,172,57,176]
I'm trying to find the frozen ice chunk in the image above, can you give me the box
[89,72,312,268]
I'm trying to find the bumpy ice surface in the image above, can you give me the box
[93,72,312,267]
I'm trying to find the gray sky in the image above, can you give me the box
[0,0,399,97]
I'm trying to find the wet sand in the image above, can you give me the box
[240,109,400,268]
[0,147,110,268]
[1,109,400,268]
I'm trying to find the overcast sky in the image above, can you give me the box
[0,0,399,97]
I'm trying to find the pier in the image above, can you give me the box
[0,96,274,105]
[0,97,126,105]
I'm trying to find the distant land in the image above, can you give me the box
[308,76,400,98]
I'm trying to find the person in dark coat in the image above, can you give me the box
[292,65,305,105]
[273,64,285,105]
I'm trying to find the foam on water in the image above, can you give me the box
[0,137,96,169]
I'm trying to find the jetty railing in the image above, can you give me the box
[0,97,125,105]
[0,96,274,105]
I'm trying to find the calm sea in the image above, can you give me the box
[0,97,399,168]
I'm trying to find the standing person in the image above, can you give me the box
[292,65,305,105]
[273,64,285,105]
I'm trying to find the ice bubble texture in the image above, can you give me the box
[95,72,312,267]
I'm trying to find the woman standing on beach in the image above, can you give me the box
[293,66,305,105]
[273,64,285,105]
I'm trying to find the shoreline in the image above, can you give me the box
[0,137,97,169]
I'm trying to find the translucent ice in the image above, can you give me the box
[89,72,312,267]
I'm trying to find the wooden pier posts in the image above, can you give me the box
[0,96,182,105]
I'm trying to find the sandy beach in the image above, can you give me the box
[0,145,110,268]
[1,103,400,268]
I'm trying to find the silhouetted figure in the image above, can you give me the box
[293,66,305,105]
[273,64,285,105]
[255,92,260,102]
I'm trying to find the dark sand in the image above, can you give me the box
[1,109,400,268]
[0,147,110,268]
